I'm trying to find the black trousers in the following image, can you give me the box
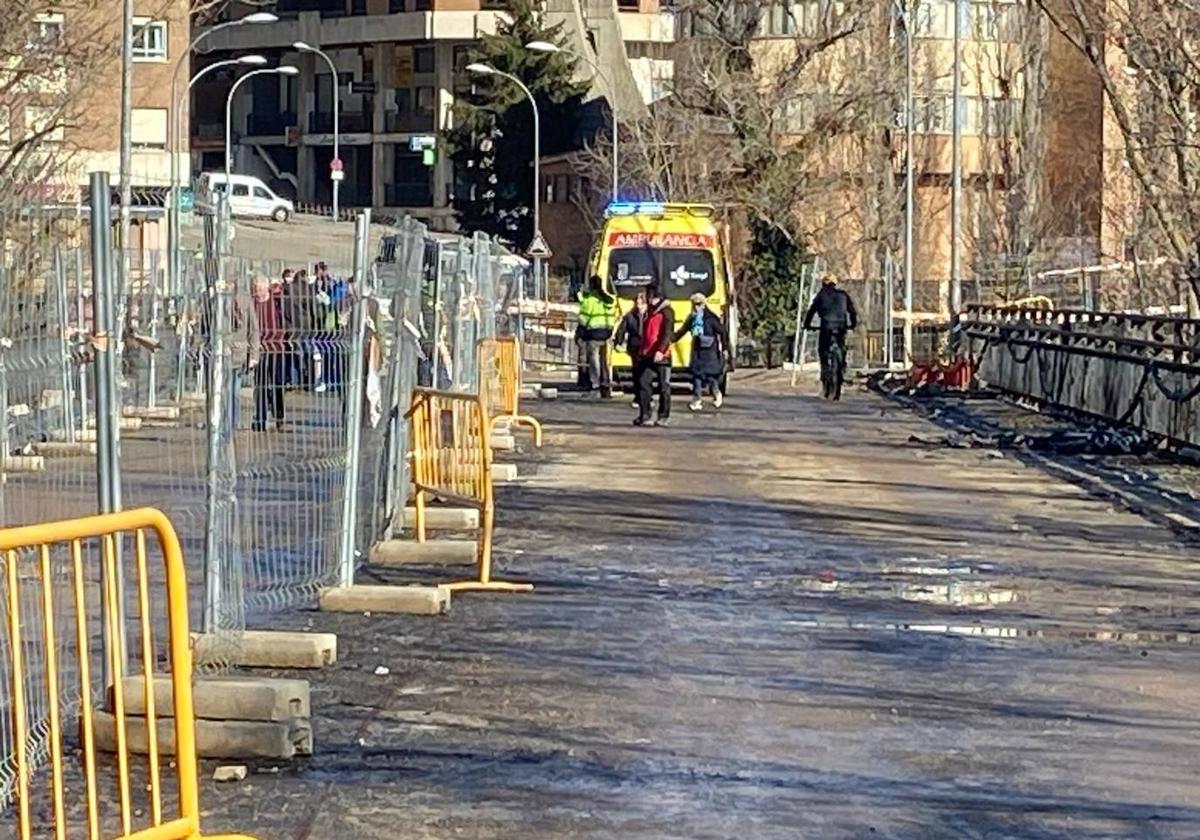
[254,353,286,426]
[817,328,847,384]
[635,359,672,421]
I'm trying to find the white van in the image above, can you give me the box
[196,173,294,222]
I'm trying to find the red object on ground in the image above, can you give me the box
[906,360,974,391]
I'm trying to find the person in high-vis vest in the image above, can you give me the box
[577,274,617,398]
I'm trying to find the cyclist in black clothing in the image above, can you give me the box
[803,275,858,400]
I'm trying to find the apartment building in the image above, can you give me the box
[192,0,674,233]
[667,0,1114,315]
[2,1,189,204]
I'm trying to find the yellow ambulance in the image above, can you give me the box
[590,201,736,385]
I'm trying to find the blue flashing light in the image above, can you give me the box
[606,201,666,216]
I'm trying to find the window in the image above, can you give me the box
[28,15,64,53]
[416,86,435,115]
[232,184,250,197]
[254,186,272,199]
[609,249,716,300]
[413,45,435,75]
[132,18,167,62]
[131,107,167,148]
[24,106,64,142]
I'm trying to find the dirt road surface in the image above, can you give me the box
[202,372,1200,839]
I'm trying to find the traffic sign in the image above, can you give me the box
[331,170,345,182]
[349,80,377,95]
[177,187,194,213]
[527,231,552,259]
[330,158,343,172]
[409,135,436,152]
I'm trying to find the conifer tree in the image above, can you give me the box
[448,0,589,247]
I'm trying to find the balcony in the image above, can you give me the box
[384,110,436,134]
[246,112,297,136]
[385,181,433,207]
[309,111,372,134]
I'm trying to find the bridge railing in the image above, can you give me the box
[962,304,1200,446]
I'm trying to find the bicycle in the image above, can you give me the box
[811,327,847,401]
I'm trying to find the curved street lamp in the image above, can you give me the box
[467,62,540,353]
[294,41,342,222]
[226,66,300,182]
[167,11,278,293]
[525,40,619,204]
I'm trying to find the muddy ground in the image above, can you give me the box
[195,371,1200,839]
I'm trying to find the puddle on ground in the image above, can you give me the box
[798,556,1017,608]
[785,616,1195,646]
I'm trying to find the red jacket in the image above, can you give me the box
[641,300,674,361]
[255,296,285,353]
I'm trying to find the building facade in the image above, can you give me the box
[192,0,674,233]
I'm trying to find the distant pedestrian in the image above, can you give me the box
[252,275,286,431]
[614,289,647,409]
[227,273,260,431]
[803,274,858,400]
[634,284,674,427]
[576,274,617,398]
[674,292,731,412]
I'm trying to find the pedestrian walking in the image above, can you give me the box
[803,274,858,400]
[614,289,647,410]
[279,267,309,388]
[576,274,617,398]
[674,292,731,412]
[634,284,674,427]
[252,275,286,431]
[227,273,260,431]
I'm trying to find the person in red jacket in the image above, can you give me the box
[634,284,675,427]
[252,276,286,431]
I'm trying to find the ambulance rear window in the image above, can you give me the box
[608,248,715,300]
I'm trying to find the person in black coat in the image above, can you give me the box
[673,292,731,411]
[614,289,648,410]
[803,275,858,399]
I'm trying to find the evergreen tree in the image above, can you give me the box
[447,0,589,247]
[742,220,813,343]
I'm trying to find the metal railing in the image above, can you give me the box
[963,304,1200,446]
[0,507,259,839]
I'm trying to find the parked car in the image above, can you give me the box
[195,173,293,222]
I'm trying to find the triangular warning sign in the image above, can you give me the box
[527,231,553,259]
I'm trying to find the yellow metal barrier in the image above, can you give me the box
[407,388,532,594]
[478,337,543,447]
[0,508,257,840]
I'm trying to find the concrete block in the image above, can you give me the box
[119,675,310,722]
[49,429,98,443]
[493,463,519,482]
[123,405,181,421]
[369,539,477,567]
[191,630,337,669]
[2,455,45,473]
[320,585,450,616]
[490,433,516,452]
[401,506,479,531]
[212,765,247,782]
[86,417,143,431]
[92,711,312,760]
[539,387,559,400]
[32,441,97,457]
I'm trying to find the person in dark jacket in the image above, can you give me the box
[252,276,286,430]
[634,284,675,427]
[674,292,731,411]
[803,274,858,400]
[614,289,648,410]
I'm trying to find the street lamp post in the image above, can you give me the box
[168,12,278,296]
[525,40,619,204]
[950,0,964,347]
[226,67,300,184]
[894,0,915,366]
[467,63,540,352]
[295,42,342,222]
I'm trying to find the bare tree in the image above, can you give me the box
[1036,0,1200,310]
